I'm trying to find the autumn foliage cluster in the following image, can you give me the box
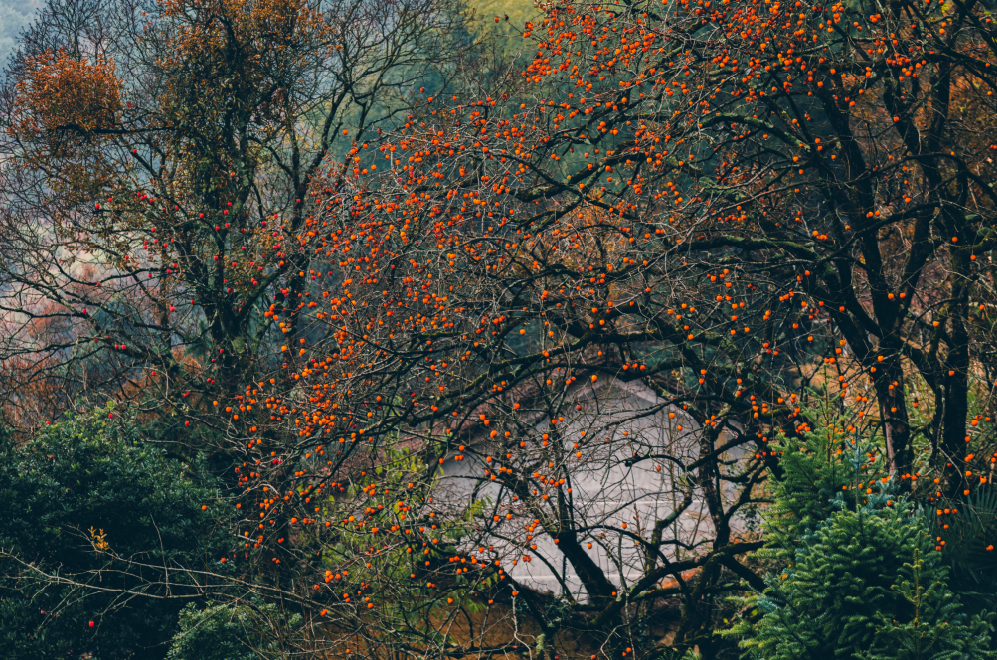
[2,0,997,656]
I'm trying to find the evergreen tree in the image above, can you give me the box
[758,420,855,562]
[728,418,995,659]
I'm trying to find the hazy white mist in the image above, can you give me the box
[0,0,42,66]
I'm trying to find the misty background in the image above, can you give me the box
[1,0,41,66]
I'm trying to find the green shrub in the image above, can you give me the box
[0,405,232,660]
[728,420,995,659]
[737,505,994,659]
[166,601,299,660]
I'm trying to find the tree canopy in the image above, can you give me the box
[2,0,997,656]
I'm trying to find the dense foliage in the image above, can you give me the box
[740,504,994,659]
[167,601,298,660]
[729,422,994,659]
[0,407,231,660]
[2,0,997,657]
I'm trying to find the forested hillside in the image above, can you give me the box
[1,0,997,657]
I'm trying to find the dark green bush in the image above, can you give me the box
[166,601,302,660]
[728,422,995,660]
[0,405,233,660]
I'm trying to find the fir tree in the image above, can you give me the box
[727,416,995,659]
[875,547,993,660]
[758,420,855,562]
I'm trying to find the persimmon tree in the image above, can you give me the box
[243,0,997,654]
[0,0,471,437]
[450,0,997,489]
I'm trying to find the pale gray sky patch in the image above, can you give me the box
[0,0,43,66]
